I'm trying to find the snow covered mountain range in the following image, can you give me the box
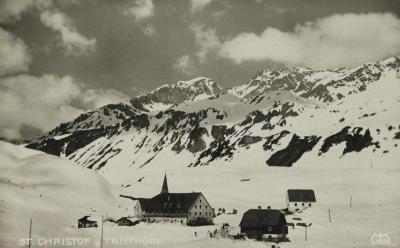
[25,57,400,185]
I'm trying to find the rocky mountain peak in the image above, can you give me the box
[130,77,224,112]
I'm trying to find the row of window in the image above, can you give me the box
[293,203,312,207]
[194,205,208,209]
[190,211,212,216]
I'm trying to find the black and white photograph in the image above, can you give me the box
[0,0,399,247]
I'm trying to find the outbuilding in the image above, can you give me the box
[116,217,140,226]
[286,189,316,213]
[78,216,98,228]
[239,208,288,240]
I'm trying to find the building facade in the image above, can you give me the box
[239,208,288,240]
[132,174,214,225]
[286,189,316,213]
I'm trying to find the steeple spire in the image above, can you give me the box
[161,173,169,194]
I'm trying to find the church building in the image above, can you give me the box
[139,174,215,226]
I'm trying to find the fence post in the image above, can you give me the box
[328,208,331,222]
[28,218,32,248]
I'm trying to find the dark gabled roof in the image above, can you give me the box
[119,195,151,208]
[287,189,316,202]
[239,209,286,227]
[137,198,151,208]
[144,192,201,214]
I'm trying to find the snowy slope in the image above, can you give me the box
[0,142,132,248]
[3,141,400,248]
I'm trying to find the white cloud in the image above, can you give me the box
[191,24,221,63]
[0,74,130,139]
[0,74,83,139]
[191,0,213,14]
[0,0,124,139]
[211,10,226,20]
[40,9,96,56]
[220,13,400,68]
[0,0,36,22]
[0,28,31,76]
[81,89,130,109]
[174,55,197,75]
[0,0,64,22]
[123,0,154,22]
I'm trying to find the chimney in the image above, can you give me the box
[258,206,261,210]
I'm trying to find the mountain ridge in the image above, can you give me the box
[24,57,400,185]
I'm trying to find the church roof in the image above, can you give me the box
[161,173,169,194]
[144,192,201,215]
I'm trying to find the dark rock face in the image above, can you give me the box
[263,130,290,151]
[87,145,122,170]
[27,126,118,156]
[171,137,185,153]
[121,113,150,131]
[300,84,333,102]
[320,126,375,155]
[156,108,220,135]
[266,134,321,167]
[194,140,235,166]
[238,135,262,147]
[187,126,208,153]
[240,102,299,129]
[211,125,227,140]
[47,103,140,136]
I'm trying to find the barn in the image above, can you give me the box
[116,217,139,226]
[78,216,98,228]
[286,189,316,213]
[239,208,288,240]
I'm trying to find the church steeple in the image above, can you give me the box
[161,173,169,194]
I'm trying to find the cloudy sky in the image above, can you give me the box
[1,0,400,139]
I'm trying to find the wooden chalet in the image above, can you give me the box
[239,208,288,240]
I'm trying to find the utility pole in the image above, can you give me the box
[100,216,104,248]
[303,223,312,241]
[328,208,331,222]
[305,225,307,241]
[350,196,352,208]
[28,218,32,248]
